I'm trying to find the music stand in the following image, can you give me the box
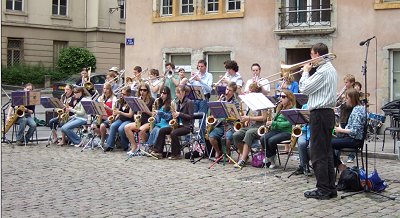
[81,99,107,151]
[216,86,226,96]
[40,97,64,146]
[279,109,311,178]
[2,86,12,144]
[187,85,204,101]
[124,97,157,159]
[238,93,276,111]
[294,94,308,107]
[207,101,242,169]
[94,84,104,96]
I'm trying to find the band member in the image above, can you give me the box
[148,69,162,99]
[151,85,194,159]
[79,68,90,86]
[97,82,118,146]
[104,87,134,152]
[294,103,312,176]
[125,83,155,156]
[332,89,366,172]
[49,84,74,144]
[59,87,88,146]
[106,67,119,91]
[147,87,173,156]
[130,66,144,95]
[188,59,213,144]
[178,68,188,85]
[216,60,243,94]
[208,82,240,160]
[244,63,270,95]
[275,71,299,97]
[160,62,180,99]
[7,83,37,146]
[300,42,338,200]
[232,83,268,168]
[261,90,296,169]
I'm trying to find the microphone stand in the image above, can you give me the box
[341,39,394,200]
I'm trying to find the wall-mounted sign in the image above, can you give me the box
[126,38,135,45]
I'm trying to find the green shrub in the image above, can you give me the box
[1,63,65,86]
[57,47,96,75]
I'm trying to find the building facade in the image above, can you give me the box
[125,0,400,113]
[2,0,126,74]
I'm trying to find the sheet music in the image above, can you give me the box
[136,98,151,114]
[280,109,310,125]
[92,101,107,116]
[239,93,275,111]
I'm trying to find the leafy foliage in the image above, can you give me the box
[56,47,96,75]
[1,63,65,86]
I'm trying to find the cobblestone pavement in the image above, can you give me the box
[1,143,400,217]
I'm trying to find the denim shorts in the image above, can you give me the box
[208,126,233,140]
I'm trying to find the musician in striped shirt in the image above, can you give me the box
[299,43,338,200]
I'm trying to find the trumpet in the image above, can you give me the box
[165,70,174,79]
[212,73,228,87]
[188,72,201,83]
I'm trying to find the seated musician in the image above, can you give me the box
[125,83,155,156]
[151,85,194,160]
[130,66,144,95]
[96,82,118,146]
[49,84,74,144]
[275,71,299,97]
[146,87,172,156]
[104,87,134,152]
[59,87,88,146]
[79,67,89,86]
[294,103,312,175]
[332,88,366,173]
[217,60,243,94]
[178,68,188,85]
[232,83,268,168]
[261,89,296,169]
[208,82,240,160]
[6,83,37,146]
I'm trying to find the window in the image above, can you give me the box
[283,0,331,27]
[161,0,173,16]
[169,54,192,74]
[120,0,126,19]
[391,51,400,100]
[207,0,219,13]
[207,53,231,79]
[53,41,68,67]
[7,39,23,66]
[181,0,194,14]
[52,0,68,16]
[227,0,241,11]
[6,0,23,11]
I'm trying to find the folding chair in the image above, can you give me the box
[11,112,39,146]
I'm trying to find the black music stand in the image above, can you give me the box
[40,97,64,146]
[207,101,242,169]
[187,85,204,101]
[81,100,107,151]
[124,97,157,159]
[216,85,226,96]
[1,86,12,144]
[279,109,311,178]
[294,94,308,107]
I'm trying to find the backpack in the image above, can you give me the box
[251,152,265,168]
[337,167,363,192]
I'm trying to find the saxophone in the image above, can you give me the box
[59,97,71,123]
[2,106,25,134]
[289,125,302,150]
[233,101,245,131]
[169,98,178,130]
[148,98,158,131]
[257,109,273,137]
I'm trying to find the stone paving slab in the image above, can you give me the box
[1,143,400,217]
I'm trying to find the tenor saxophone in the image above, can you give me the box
[2,106,25,134]
[148,98,158,132]
[169,99,178,129]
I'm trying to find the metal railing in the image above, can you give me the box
[278,5,333,29]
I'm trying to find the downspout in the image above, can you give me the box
[84,0,88,48]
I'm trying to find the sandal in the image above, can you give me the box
[57,141,66,146]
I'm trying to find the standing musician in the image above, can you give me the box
[178,68,188,85]
[151,85,194,160]
[97,82,118,146]
[160,62,180,99]
[124,83,155,156]
[49,84,74,144]
[6,83,37,146]
[275,71,299,97]
[244,63,270,95]
[216,60,243,94]
[188,59,213,144]
[208,82,240,160]
[104,87,134,152]
[107,67,119,91]
[299,42,338,200]
[260,90,296,169]
[146,87,173,157]
[232,83,268,168]
[59,87,88,146]
[130,66,144,95]
[148,69,162,99]
[79,67,90,86]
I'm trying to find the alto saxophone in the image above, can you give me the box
[257,109,273,137]
[169,98,178,130]
[148,98,158,132]
[2,105,25,134]
[234,101,245,132]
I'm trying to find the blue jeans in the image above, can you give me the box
[194,99,209,143]
[49,117,66,130]
[16,116,37,142]
[61,117,87,145]
[106,119,131,150]
[147,126,161,146]
[297,134,310,169]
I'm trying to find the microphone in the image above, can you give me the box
[359,36,376,46]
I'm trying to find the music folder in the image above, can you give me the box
[124,97,151,113]
[208,101,240,121]
[40,97,64,109]
[81,99,107,116]
[94,84,104,95]
[187,85,204,100]
[238,93,275,111]
[280,109,310,125]
[294,93,308,106]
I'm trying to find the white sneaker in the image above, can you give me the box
[268,155,276,169]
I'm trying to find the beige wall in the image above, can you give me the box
[125,0,400,113]
[2,0,125,74]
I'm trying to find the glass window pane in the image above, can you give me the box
[208,54,231,74]
[393,51,400,100]
[6,0,13,10]
[60,6,67,15]
[52,5,58,15]
[60,0,67,6]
